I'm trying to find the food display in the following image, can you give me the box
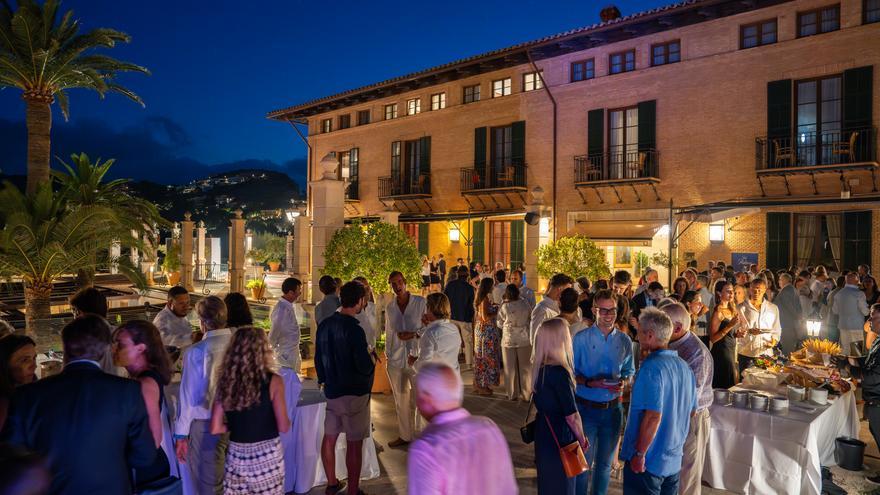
[801,338,841,357]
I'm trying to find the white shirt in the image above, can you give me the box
[491,283,508,305]
[407,408,517,495]
[174,328,232,436]
[355,301,378,348]
[269,297,300,370]
[497,299,531,347]
[153,306,193,348]
[737,300,781,357]
[530,297,560,345]
[416,319,462,373]
[384,294,426,369]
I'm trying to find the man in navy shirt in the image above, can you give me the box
[573,289,635,495]
[620,307,697,495]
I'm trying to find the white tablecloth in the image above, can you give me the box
[703,388,858,495]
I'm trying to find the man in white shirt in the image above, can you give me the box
[833,272,871,355]
[385,271,426,448]
[353,276,378,348]
[511,269,535,310]
[174,296,232,495]
[491,270,508,305]
[152,286,193,348]
[270,277,303,372]
[736,278,781,373]
[530,273,574,345]
[407,362,517,495]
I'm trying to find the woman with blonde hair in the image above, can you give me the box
[531,318,588,494]
[211,326,290,494]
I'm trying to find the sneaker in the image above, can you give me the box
[866,474,880,484]
[388,437,409,448]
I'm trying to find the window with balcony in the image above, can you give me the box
[577,101,657,183]
[796,75,843,166]
[492,78,512,97]
[523,71,544,91]
[357,109,371,125]
[407,98,421,115]
[466,122,526,191]
[651,40,680,66]
[463,84,481,103]
[430,92,447,110]
[384,103,398,120]
[609,50,635,74]
[338,147,359,200]
[866,0,880,23]
[571,59,595,82]
[798,5,840,37]
[338,114,351,130]
[609,107,640,178]
[320,118,332,133]
[740,19,777,48]
[385,137,431,197]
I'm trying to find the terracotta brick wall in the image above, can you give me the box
[677,214,767,271]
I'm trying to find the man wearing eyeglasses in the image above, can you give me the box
[573,289,635,495]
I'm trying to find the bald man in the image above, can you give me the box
[663,303,714,495]
[407,362,517,495]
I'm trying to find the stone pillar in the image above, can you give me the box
[181,212,195,291]
[286,231,294,274]
[196,221,207,279]
[525,186,550,293]
[310,156,345,303]
[229,209,246,293]
[109,240,121,274]
[293,214,312,299]
[377,204,400,226]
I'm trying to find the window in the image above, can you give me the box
[651,40,680,66]
[492,78,512,97]
[796,75,842,166]
[430,93,446,110]
[320,118,332,133]
[338,114,351,130]
[490,221,512,268]
[406,98,421,115]
[798,5,840,37]
[609,50,635,74]
[523,71,544,91]
[570,59,595,82]
[463,84,481,103]
[384,103,398,120]
[357,109,371,125]
[867,0,880,23]
[608,106,639,179]
[740,19,777,48]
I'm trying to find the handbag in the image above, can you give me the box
[520,393,535,444]
[543,414,588,478]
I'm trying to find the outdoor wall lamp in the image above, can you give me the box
[709,222,725,243]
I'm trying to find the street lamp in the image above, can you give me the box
[285,209,300,224]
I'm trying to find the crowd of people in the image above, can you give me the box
[0,256,878,495]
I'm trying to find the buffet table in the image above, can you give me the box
[703,387,858,495]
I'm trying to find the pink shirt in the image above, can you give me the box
[407,408,518,495]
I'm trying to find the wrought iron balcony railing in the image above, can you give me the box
[755,127,877,172]
[378,173,431,198]
[460,162,527,192]
[574,149,659,183]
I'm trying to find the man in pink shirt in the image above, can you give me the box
[407,362,517,495]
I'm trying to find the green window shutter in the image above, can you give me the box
[843,211,872,269]
[510,220,525,269]
[637,100,656,150]
[843,66,873,130]
[767,79,792,140]
[419,136,431,173]
[766,212,791,270]
[474,127,487,169]
[587,109,605,156]
[511,121,526,166]
[471,220,485,264]
[418,223,429,257]
[391,141,401,177]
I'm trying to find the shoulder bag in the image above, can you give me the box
[543,414,589,478]
[520,393,535,443]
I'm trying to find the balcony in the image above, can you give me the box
[573,150,660,204]
[378,173,431,199]
[459,163,527,211]
[755,127,878,194]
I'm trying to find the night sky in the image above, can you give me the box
[0,0,667,186]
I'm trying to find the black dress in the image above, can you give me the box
[711,317,738,389]
[133,370,171,488]
[533,365,577,495]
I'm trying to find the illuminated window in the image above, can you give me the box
[406,98,421,115]
[492,78,512,97]
[384,103,398,120]
[523,71,544,91]
[430,93,446,110]
[463,84,481,103]
[320,118,332,133]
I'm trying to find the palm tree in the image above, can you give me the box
[0,0,149,195]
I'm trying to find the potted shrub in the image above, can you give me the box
[163,244,181,286]
[262,237,286,272]
[246,278,266,300]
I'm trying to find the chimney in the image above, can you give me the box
[600,5,622,22]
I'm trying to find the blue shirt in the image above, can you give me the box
[620,349,697,477]
[572,324,635,402]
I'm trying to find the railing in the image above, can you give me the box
[378,173,431,198]
[573,149,659,183]
[755,127,877,171]
[345,179,359,201]
[460,162,527,192]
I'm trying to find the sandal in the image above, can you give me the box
[325,480,347,494]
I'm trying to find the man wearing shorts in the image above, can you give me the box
[315,281,376,495]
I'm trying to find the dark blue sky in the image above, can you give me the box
[0,0,666,185]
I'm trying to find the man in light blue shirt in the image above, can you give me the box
[573,289,635,495]
[621,307,697,495]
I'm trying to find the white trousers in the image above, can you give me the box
[680,408,711,495]
[386,366,415,441]
[452,320,474,367]
[501,345,532,401]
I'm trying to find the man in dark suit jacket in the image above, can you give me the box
[775,272,804,354]
[631,281,665,318]
[1,315,156,495]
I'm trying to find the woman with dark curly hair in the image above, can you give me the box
[211,326,290,494]
[112,320,174,486]
[224,292,254,329]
